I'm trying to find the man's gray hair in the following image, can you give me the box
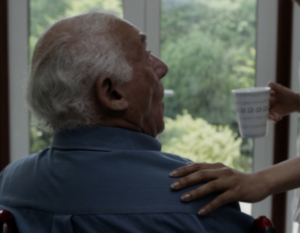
[27,12,132,131]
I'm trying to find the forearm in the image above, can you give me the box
[257,156,300,196]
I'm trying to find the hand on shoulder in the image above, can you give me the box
[169,162,270,215]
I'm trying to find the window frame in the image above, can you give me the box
[123,0,161,57]
[0,0,10,170]
[252,0,278,220]
[8,0,30,163]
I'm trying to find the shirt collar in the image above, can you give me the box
[51,126,162,151]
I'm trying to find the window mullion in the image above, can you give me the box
[252,0,278,219]
[8,0,30,162]
[145,0,161,58]
[123,0,146,32]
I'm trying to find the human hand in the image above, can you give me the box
[293,0,300,7]
[169,163,270,215]
[268,82,299,122]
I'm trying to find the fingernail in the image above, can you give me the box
[171,182,180,189]
[181,193,191,201]
[169,170,177,177]
[198,209,206,215]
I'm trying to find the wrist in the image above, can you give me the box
[253,169,273,198]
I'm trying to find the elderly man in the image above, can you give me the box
[0,12,253,232]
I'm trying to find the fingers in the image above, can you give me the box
[169,164,245,215]
[267,81,273,87]
[171,169,220,190]
[268,113,282,122]
[180,179,226,202]
[169,162,225,178]
[270,90,275,97]
[268,82,282,92]
[179,181,235,215]
[197,192,233,215]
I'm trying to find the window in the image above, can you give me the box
[8,0,300,231]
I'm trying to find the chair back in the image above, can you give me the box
[0,210,19,233]
[251,216,276,233]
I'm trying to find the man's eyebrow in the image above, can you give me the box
[140,34,147,43]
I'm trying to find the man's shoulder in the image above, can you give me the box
[0,148,50,200]
[159,151,193,164]
[2,148,49,175]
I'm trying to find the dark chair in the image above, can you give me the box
[251,216,276,233]
[0,210,19,233]
[0,209,275,233]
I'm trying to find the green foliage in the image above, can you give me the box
[161,0,256,126]
[30,123,52,153]
[160,110,251,172]
[162,30,236,124]
[29,0,122,59]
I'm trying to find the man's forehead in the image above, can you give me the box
[115,19,147,45]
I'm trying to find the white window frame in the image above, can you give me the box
[123,0,161,58]
[252,0,278,220]
[8,0,30,162]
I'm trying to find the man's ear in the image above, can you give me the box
[96,76,129,111]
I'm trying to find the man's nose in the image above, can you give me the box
[151,55,169,80]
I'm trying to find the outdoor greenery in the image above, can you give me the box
[29,0,256,172]
[29,0,123,58]
[160,0,256,171]
[161,0,256,124]
[160,111,251,172]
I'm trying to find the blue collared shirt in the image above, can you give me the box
[0,126,253,232]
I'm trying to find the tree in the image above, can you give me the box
[161,0,256,126]
[160,110,251,172]
[161,0,256,159]
[29,0,122,58]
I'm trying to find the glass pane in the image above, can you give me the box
[29,0,123,153]
[160,0,257,215]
